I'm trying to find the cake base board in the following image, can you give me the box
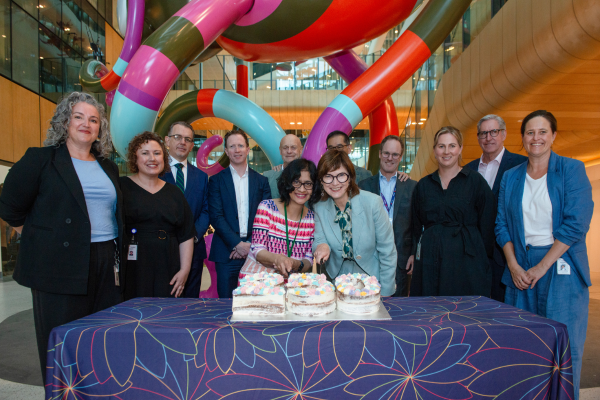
[231,301,391,322]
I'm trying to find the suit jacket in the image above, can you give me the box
[313,191,397,296]
[161,161,210,259]
[466,149,527,265]
[359,173,417,273]
[263,169,283,200]
[495,151,594,288]
[208,166,271,263]
[0,144,123,295]
[355,165,372,185]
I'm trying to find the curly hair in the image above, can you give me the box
[43,92,112,157]
[277,158,321,209]
[316,150,360,202]
[126,132,171,177]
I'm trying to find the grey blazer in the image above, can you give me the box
[263,168,283,200]
[313,191,397,296]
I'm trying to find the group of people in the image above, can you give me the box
[0,91,594,395]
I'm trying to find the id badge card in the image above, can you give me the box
[557,258,571,275]
[128,245,138,260]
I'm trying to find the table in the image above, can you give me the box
[45,296,574,399]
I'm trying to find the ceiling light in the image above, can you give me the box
[1,35,5,38]
[40,57,44,59]
[266,86,270,88]
[395,30,398,33]
[297,122,302,125]
[290,122,295,125]
[312,68,316,71]
[446,46,454,51]
[411,122,416,125]
[420,77,424,80]
[326,74,330,77]
[418,122,423,125]
[420,118,426,121]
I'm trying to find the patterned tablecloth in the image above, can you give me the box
[45,296,573,399]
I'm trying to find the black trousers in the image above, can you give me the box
[183,241,204,298]
[394,267,412,297]
[490,257,506,303]
[32,240,122,383]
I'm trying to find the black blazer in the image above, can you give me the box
[207,166,271,263]
[359,173,417,272]
[0,144,123,295]
[465,148,527,265]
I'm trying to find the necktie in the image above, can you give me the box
[175,163,185,192]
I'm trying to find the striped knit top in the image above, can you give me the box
[250,199,315,263]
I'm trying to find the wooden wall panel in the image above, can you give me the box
[39,97,56,145]
[12,84,41,161]
[0,76,14,162]
[105,22,124,70]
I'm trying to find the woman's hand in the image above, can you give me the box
[525,263,550,289]
[272,254,298,278]
[508,262,532,290]
[170,269,190,298]
[406,255,414,275]
[313,243,330,264]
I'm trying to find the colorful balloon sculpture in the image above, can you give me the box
[80,0,471,175]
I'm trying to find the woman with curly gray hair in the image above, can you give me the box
[0,92,124,383]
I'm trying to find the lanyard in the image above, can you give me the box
[284,204,303,258]
[381,186,396,216]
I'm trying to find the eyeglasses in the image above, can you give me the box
[292,180,314,190]
[168,134,194,144]
[381,151,402,160]
[477,129,504,138]
[321,173,349,184]
[282,145,299,152]
[327,144,348,151]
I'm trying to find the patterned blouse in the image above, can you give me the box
[245,200,315,274]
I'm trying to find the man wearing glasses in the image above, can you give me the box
[263,134,303,199]
[325,131,373,184]
[359,135,417,297]
[162,121,210,298]
[465,114,527,302]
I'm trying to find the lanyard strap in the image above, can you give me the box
[381,186,396,215]
[284,204,303,258]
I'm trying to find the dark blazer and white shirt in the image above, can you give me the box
[359,172,417,296]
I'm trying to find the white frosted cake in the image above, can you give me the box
[286,273,336,316]
[335,273,381,314]
[232,272,286,315]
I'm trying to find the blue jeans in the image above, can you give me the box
[505,244,589,399]
[216,259,245,298]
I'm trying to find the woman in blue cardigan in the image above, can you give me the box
[495,110,593,398]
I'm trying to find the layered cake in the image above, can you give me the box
[335,273,381,314]
[232,272,286,315]
[286,273,336,316]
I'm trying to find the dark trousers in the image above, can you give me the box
[394,267,412,297]
[183,241,205,298]
[32,240,122,384]
[216,258,245,298]
[490,257,506,302]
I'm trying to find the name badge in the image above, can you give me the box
[128,245,138,260]
[557,258,570,275]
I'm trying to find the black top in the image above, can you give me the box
[410,168,496,297]
[120,177,196,299]
[0,144,123,295]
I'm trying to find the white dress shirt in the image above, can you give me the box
[169,156,188,189]
[478,147,505,189]
[379,171,397,225]
[523,173,554,246]
[230,164,250,237]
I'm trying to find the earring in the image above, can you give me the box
[321,189,325,197]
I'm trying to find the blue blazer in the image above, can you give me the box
[161,162,210,259]
[208,166,271,263]
[495,151,594,288]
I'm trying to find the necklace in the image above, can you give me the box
[284,204,303,258]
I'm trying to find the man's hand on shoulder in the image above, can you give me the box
[397,172,410,182]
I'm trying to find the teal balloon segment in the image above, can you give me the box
[328,94,364,127]
[110,91,157,158]
[213,90,285,167]
[113,57,129,76]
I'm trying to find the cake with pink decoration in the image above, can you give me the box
[335,273,381,314]
[232,272,286,315]
[286,273,336,316]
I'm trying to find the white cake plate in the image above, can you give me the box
[230,301,392,322]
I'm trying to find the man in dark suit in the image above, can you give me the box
[208,129,271,298]
[465,114,527,302]
[162,121,210,298]
[326,131,372,183]
[359,135,417,297]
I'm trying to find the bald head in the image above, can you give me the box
[280,134,302,166]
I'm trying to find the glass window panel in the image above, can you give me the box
[0,0,10,78]
[40,25,63,102]
[39,0,62,37]
[81,0,97,59]
[62,43,81,92]
[13,0,37,19]
[11,5,39,92]
[61,0,82,55]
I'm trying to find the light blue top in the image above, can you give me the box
[72,158,118,242]
[379,172,396,221]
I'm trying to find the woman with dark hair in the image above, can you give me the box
[495,110,593,397]
[312,150,397,296]
[0,92,123,382]
[239,158,319,278]
[120,132,196,299]
[410,126,496,297]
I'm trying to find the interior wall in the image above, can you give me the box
[586,163,600,273]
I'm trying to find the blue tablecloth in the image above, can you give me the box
[45,296,573,399]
